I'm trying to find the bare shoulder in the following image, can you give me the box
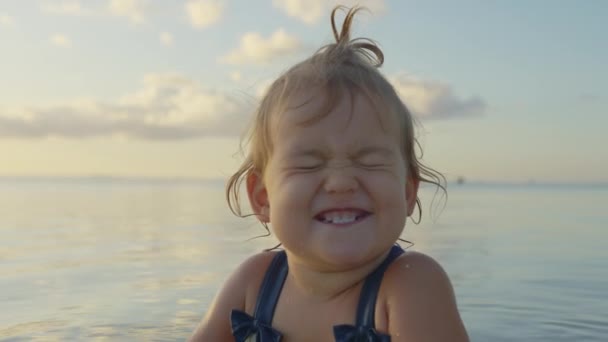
[381,251,470,342]
[385,250,449,285]
[188,251,279,342]
[238,251,280,310]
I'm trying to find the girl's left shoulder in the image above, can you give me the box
[382,250,454,305]
[384,250,449,286]
[380,251,470,341]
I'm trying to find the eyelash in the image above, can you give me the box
[293,161,387,171]
[295,165,322,171]
[356,162,387,169]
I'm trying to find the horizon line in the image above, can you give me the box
[0,175,607,187]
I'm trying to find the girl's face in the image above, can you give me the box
[248,89,418,270]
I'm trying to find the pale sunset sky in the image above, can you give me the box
[0,0,606,183]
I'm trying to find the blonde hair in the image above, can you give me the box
[226,6,446,228]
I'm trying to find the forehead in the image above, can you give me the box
[271,87,401,143]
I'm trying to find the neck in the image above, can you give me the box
[284,250,390,301]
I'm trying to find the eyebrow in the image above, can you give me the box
[286,146,394,159]
[349,146,395,158]
[288,148,327,159]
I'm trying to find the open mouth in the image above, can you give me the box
[314,209,371,225]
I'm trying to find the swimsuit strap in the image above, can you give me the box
[355,245,404,327]
[253,250,289,325]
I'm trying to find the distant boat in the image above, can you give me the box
[456,176,465,185]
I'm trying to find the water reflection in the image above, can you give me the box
[1,180,607,340]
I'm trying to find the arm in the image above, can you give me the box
[385,252,469,342]
[189,252,275,342]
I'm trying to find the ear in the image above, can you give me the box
[406,175,420,217]
[246,170,270,223]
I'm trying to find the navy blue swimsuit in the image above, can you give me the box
[230,245,404,342]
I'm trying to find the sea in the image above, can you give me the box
[1,177,607,341]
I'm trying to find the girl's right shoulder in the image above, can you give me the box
[212,250,280,313]
[237,251,281,310]
[188,251,279,341]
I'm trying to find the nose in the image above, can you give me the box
[323,162,358,194]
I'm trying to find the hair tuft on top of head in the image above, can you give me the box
[327,5,384,68]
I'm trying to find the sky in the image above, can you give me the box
[0,0,606,183]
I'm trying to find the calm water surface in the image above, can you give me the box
[1,178,607,341]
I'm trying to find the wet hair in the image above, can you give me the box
[226,6,446,235]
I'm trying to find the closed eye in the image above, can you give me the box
[288,154,325,171]
[354,156,393,169]
[356,162,389,169]
[293,164,323,171]
[352,146,394,169]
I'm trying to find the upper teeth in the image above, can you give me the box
[322,211,359,224]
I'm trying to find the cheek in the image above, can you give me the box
[267,176,318,240]
[268,174,319,212]
[366,172,408,209]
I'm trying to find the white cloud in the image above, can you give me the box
[0,73,251,140]
[0,71,485,140]
[389,73,486,119]
[185,0,223,29]
[220,29,303,65]
[160,31,173,46]
[40,1,93,16]
[50,34,72,47]
[272,0,386,24]
[229,71,242,82]
[41,0,150,24]
[272,0,325,24]
[0,13,15,27]
[109,0,148,24]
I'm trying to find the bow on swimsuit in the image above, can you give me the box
[230,245,404,342]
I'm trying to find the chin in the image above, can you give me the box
[317,243,379,268]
